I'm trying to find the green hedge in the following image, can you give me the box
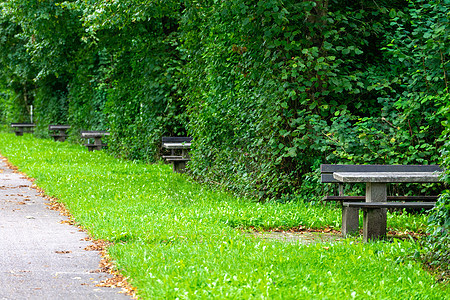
[0,0,447,199]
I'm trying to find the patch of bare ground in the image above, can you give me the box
[246,226,427,244]
[245,226,344,244]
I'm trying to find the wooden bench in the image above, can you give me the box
[80,131,110,151]
[11,123,35,136]
[343,201,436,242]
[161,137,192,173]
[320,164,442,241]
[48,125,71,142]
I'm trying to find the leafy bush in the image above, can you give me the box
[0,0,447,200]
[423,191,450,281]
[182,0,445,200]
[384,0,450,279]
[421,129,450,281]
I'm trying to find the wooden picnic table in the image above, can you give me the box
[49,125,71,142]
[81,131,110,151]
[332,171,441,241]
[161,137,192,173]
[11,123,35,136]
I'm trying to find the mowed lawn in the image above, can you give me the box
[0,133,447,299]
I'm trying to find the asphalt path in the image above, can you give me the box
[0,156,132,299]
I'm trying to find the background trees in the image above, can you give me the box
[0,0,448,246]
[0,0,448,277]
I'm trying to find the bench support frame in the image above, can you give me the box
[342,207,359,236]
[321,164,441,241]
[363,208,387,242]
[173,160,187,173]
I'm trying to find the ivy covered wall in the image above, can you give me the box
[0,0,448,200]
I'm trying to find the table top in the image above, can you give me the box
[333,172,441,183]
[81,131,110,138]
[162,142,191,149]
[49,125,71,130]
[11,123,35,127]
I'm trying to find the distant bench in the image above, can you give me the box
[48,125,71,142]
[321,164,442,242]
[11,123,35,136]
[81,131,110,151]
[162,137,192,173]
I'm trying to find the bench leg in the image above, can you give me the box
[15,130,23,136]
[342,206,359,236]
[94,137,102,146]
[173,161,186,173]
[364,182,387,241]
[363,208,387,242]
[86,145,103,151]
[57,131,66,142]
[53,136,66,142]
[366,183,387,202]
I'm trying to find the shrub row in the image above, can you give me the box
[0,1,447,196]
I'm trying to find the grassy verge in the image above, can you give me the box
[0,133,447,299]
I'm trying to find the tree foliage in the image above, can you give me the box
[0,0,447,198]
[182,0,447,200]
[384,0,449,276]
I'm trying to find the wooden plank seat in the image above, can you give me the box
[323,195,439,202]
[11,123,36,136]
[162,156,191,174]
[81,130,110,151]
[343,201,436,241]
[161,155,192,160]
[48,125,71,142]
[320,164,442,241]
[343,202,436,209]
[161,137,192,173]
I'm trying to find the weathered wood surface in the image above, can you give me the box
[162,156,191,161]
[333,172,441,183]
[320,164,442,183]
[11,123,36,128]
[323,195,438,202]
[162,142,192,149]
[320,164,442,240]
[344,201,436,242]
[161,137,192,143]
[80,131,110,138]
[161,137,192,173]
[48,125,71,131]
[343,202,436,209]
[81,131,109,151]
[49,125,71,141]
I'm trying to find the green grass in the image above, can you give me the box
[0,133,447,299]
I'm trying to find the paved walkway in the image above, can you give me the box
[0,156,131,299]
